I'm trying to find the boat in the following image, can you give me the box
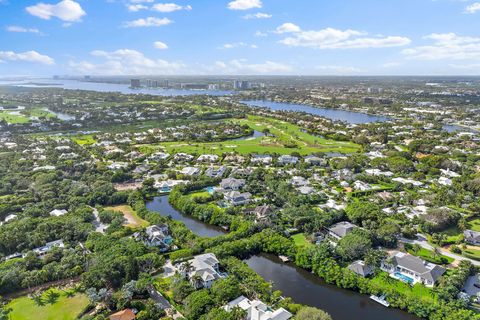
[370,295,390,307]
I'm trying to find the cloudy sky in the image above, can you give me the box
[1,0,480,76]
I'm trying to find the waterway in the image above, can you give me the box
[242,100,390,124]
[145,195,226,238]
[0,79,233,96]
[245,254,419,320]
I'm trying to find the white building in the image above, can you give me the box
[224,296,292,320]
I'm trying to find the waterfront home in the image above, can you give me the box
[277,155,299,165]
[464,230,480,245]
[224,296,292,320]
[180,253,226,289]
[224,191,252,206]
[155,179,188,193]
[327,221,357,240]
[348,260,374,277]
[134,224,172,252]
[220,178,246,191]
[381,251,445,287]
[50,209,68,217]
[250,154,272,165]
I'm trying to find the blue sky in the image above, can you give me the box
[1,0,480,76]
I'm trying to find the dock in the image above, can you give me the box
[279,255,290,262]
[370,295,390,307]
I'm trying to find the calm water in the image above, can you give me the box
[246,254,419,320]
[0,79,233,96]
[242,100,390,124]
[232,130,265,141]
[43,108,75,121]
[146,195,226,237]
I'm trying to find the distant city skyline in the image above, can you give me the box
[1,0,480,76]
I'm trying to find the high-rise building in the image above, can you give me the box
[130,79,141,88]
[233,80,251,90]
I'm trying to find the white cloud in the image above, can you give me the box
[152,3,192,12]
[243,12,271,19]
[26,0,86,22]
[228,0,262,10]
[277,24,410,49]
[275,23,301,34]
[208,59,292,74]
[127,4,148,12]
[315,65,363,74]
[218,42,257,49]
[69,49,185,75]
[154,41,169,49]
[465,2,480,13]
[6,26,40,34]
[0,50,54,65]
[402,33,480,60]
[123,17,172,28]
[254,31,268,37]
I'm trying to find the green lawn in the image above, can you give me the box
[292,233,312,248]
[6,289,89,320]
[139,115,361,156]
[467,217,480,232]
[71,135,97,145]
[0,111,30,124]
[463,248,480,260]
[370,272,437,303]
[404,244,454,265]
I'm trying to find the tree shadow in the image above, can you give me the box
[45,290,60,305]
[30,294,45,307]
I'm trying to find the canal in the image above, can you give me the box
[245,254,419,320]
[146,195,226,238]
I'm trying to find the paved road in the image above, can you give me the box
[90,206,107,233]
[399,234,480,266]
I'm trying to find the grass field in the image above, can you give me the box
[71,134,97,145]
[6,289,89,320]
[370,272,437,303]
[404,244,454,265]
[292,233,313,248]
[467,217,480,232]
[0,108,56,124]
[105,204,149,228]
[463,247,480,260]
[140,115,360,156]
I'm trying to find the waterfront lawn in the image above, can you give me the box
[371,272,437,303]
[105,204,149,228]
[467,217,480,232]
[404,244,454,265]
[6,288,89,320]
[292,233,312,249]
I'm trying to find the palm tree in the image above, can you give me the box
[190,274,203,289]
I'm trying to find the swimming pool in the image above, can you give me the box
[394,272,414,284]
[206,186,215,194]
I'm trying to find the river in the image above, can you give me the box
[146,195,226,238]
[246,254,419,320]
[242,100,390,124]
[0,79,233,97]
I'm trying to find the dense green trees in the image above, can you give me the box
[296,306,332,320]
[336,229,373,261]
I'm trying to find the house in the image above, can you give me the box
[353,180,371,191]
[181,253,226,289]
[304,155,325,166]
[298,186,315,195]
[348,260,373,277]
[205,166,227,178]
[250,154,272,165]
[224,191,252,206]
[224,296,292,320]
[135,224,173,252]
[277,155,299,165]
[381,251,445,287]
[290,176,309,187]
[252,205,273,224]
[365,169,393,177]
[197,154,219,163]
[33,240,65,257]
[149,152,170,161]
[438,176,453,186]
[464,230,480,245]
[327,221,356,240]
[109,309,136,320]
[220,178,245,191]
[174,153,194,162]
[180,166,200,176]
[155,179,187,193]
[50,209,68,217]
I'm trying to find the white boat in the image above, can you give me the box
[370,295,390,307]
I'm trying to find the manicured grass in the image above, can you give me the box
[467,217,480,232]
[463,248,480,261]
[6,289,89,320]
[291,233,312,248]
[105,204,149,228]
[140,115,361,156]
[404,244,454,265]
[0,111,30,123]
[370,272,437,303]
[71,135,97,145]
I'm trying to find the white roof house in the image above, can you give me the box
[224,296,292,320]
[50,209,68,217]
[181,253,225,289]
